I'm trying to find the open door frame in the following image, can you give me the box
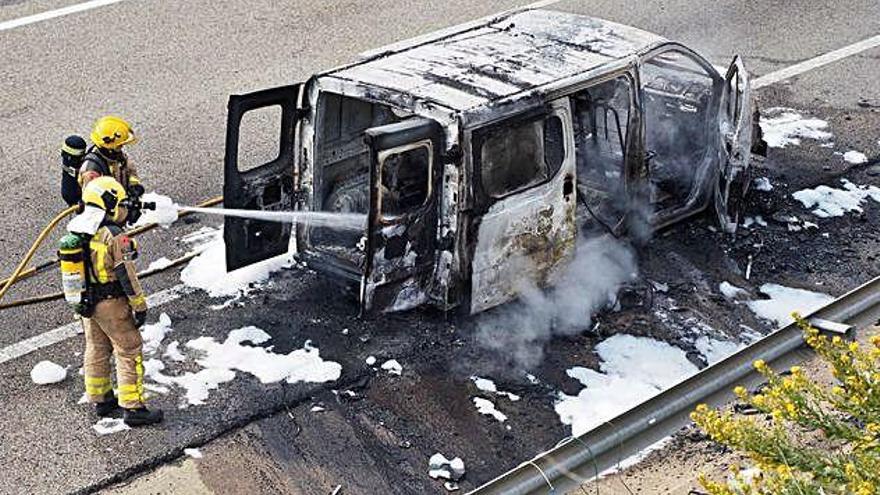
[715,56,752,233]
[361,118,444,313]
[223,84,302,271]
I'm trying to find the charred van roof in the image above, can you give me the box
[326,9,665,113]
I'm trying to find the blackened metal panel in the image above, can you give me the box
[362,118,444,312]
[224,84,300,271]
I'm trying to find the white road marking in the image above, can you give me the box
[0,285,190,365]
[0,0,125,33]
[753,34,880,89]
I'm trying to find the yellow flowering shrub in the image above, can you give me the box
[690,315,880,495]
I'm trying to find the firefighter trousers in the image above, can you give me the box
[82,297,145,409]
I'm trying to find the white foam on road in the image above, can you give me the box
[747,283,833,328]
[694,337,742,365]
[470,376,521,401]
[180,232,293,298]
[793,179,880,218]
[172,327,341,406]
[163,341,186,362]
[753,177,773,192]
[30,360,67,384]
[742,216,767,228]
[473,397,508,423]
[141,313,174,354]
[843,150,868,164]
[555,334,697,436]
[719,281,748,300]
[381,359,403,376]
[93,418,130,436]
[759,108,831,148]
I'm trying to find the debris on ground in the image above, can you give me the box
[30,360,66,385]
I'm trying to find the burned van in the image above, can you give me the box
[223,8,763,314]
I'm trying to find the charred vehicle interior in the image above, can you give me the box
[222,9,764,315]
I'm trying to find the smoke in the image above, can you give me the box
[475,234,638,369]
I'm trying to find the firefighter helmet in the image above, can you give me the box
[90,116,137,150]
[82,176,129,224]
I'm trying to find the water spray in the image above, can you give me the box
[174,205,367,231]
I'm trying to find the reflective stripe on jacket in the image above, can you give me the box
[89,225,147,312]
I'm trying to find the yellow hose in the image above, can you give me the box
[0,195,224,289]
[0,205,78,303]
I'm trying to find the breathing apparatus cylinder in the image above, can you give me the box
[58,233,91,316]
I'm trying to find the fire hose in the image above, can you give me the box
[0,195,224,310]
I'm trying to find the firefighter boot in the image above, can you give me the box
[95,392,120,418]
[123,407,164,427]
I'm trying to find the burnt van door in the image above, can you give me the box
[469,99,577,315]
[223,84,301,271]
[714,56,753,232]
[362,118,443,313]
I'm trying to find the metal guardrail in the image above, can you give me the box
[470,275,880,495]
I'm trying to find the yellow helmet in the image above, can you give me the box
[82,176,129,223]
[90,116,137,150]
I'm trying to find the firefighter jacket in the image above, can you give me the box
[78,148,142,194]
[88,224,147,312]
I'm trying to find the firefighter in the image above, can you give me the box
[73,176,163,426]
[79,116,146,221]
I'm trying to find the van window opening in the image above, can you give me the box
[479,115,565,199]
[380,144,432,219]
[572,75,633,232]
[641,50,715,211]
[237,104,283,172]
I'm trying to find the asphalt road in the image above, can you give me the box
[0,0,878,494]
